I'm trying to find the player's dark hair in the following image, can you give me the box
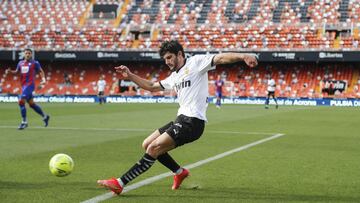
[24,48,32,53]
[159,40,185,58]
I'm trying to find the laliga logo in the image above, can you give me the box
[319,52,343,59]
[97,52,119,58]
[97,52,104,58]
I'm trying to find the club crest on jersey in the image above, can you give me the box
[185,67,189,75]
[21,66,29,73]
[175,80,191,92]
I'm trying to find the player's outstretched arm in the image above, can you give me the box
[213,53,258,68]
[5,68,17,74]
[115,65,163,92]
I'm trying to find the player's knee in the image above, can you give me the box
[142,140,150,150]
[142,131,160,150]
[18,100,25,106]
[146,142,161,158]
[28,101,36,107]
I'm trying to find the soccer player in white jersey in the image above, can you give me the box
[265,76,278,109]
[97,76,106,104]
[97,40,258,195]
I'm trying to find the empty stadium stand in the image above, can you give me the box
[1,0,360,50]
[1,61,359,98]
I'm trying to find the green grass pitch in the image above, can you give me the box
[0,103,360,202]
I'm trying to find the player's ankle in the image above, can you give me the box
[116,178,125,187]
[175,168,183,175]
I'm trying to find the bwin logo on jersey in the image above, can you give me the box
[175,80,191,91]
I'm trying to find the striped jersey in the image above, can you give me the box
[215,79,224,93]
[16,59,41,87]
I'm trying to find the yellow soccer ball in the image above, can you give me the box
[49,153,74,177]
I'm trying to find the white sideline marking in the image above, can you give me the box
[206,130,276,135]
[0,126,278,135]
[0,126,151,132]
[81,133,285,203]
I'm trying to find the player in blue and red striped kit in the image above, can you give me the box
[6,49,50,130]
[215,75,224,108]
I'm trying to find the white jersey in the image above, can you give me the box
[97,79,106,92]
[160,54,215,121]
[267,79,276,92]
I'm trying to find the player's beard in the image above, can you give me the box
[25,55,31,61]
[171,57,179,72]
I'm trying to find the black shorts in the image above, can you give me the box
[98,91,104,96]
[158,114,205,147]
[268,91,275,97]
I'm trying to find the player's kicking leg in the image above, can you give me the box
[97,133,176,195]
[143,128,190,190]
[97,116,204,195]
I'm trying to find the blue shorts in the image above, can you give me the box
[215,91,222,98]
[20,85,34,100]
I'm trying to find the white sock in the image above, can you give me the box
[117,178,124,187]
[175,168,183,175]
